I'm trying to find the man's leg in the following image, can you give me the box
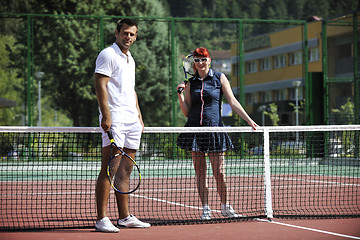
[114,147,136,219]
[95,145,112,220]
[95,145,120,232]
[115,147,151,228]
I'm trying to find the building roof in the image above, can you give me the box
[211,50,231,60]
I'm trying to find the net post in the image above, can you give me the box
[263,128,273,219]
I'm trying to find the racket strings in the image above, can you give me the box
[108,148,139,193]
[114,165,138,193]
[108,155,121,181]
[113,168,132,192]
[183,55,195,77]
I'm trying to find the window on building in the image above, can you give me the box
[274,54,287,68]
[279,89,287,100]
[232,64,237,76]
[246,93,252,105]
[289,51,302,65]
[273,90,279,101]
[245,93,254,105]
[260,57,272,71]
[246,93,258,105]
[273,89,287,101]
[246,60,258,73]
[289,88,295,100]
[252,93,258,104]
[265,91,272,102]
[260,91,272,102]
[289,86,303,100]
[309,47,320,62]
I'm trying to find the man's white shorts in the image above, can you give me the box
[101,121,142,150]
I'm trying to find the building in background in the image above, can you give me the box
[210,50,232,76]
[230,13,358,126]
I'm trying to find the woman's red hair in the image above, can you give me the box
[193,47,211,58]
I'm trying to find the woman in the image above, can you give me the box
[177,47,258,220]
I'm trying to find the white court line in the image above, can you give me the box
[131,193,222,213]
[257,218,360,239]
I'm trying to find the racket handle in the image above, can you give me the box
[107,129,113,140]
[177,80,188,94]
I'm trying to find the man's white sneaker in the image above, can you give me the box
[221,204,239,218]
[117,215,151,228]
[200,205,211,220]
[95,217,120,233]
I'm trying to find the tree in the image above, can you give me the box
[0,35,24,125]
[7,0,172,126]
[265,0,288,19]
[289,100,304,126]
[303,0,330,19]
[31,14,100,126]
[331,98,354,124]
[286,0,306,20]
[264,103,280,126]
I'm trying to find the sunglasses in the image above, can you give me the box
[193,58,208,63]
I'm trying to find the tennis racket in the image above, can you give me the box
[177,54,195,93]
[107,130,141,194]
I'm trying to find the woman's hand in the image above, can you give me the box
[248,119,259,131]
[177,82,187,93]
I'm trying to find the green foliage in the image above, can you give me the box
[0,133,14,157]
[1,0,171,127]
[264,103,280,126]
[289,100,304,114]
[132,19,172,126]
[0,35,24,125]
[272,142,306,156]
[331,98,354,124]
[31,15,99,126]
[39,95,73,127]
[289,99,305,125]
[165,0,358,20]
[0,0,359,127]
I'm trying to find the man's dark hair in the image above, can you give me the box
[117,18,138,32]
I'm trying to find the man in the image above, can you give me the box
[94,18,150,233]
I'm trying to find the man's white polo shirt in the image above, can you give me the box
[95,43,139,123]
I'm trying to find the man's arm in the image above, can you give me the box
[94,73,111,132]
[135,91,144,131]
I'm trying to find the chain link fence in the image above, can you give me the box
[324,11,360,125]
[0,13,359,127]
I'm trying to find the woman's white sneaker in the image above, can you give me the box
[221,204,239,218]
[200,205,211,220]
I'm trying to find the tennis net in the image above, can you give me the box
[0,125,359,230]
